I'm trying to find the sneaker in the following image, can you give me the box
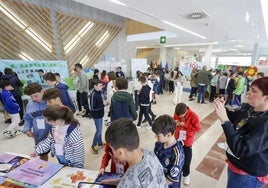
[146,126,152,130]
[82,114,92,118]
[76,111,83,116]
[136,125,141,129]
[91,146,98,154]
[98,143,106,149]
[188,98,194,101]
[183,175,190,185]
[14,130,23,136]
[4,119,12,124]
[3,131,15,138]
[19,120,24,126]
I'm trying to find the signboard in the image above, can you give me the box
[0,60,69,84]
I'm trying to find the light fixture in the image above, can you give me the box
[0,1,52,52]
[109,0,126,6]
[96,31,109,47]
[261,0,268,39]
[164,42,218,48]
[19,52,34,60]
[245,11,249,23]
[64,21,94,54]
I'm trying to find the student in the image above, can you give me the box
[42,88,64,107]
[0,80,22,138]
[152,115,185,188]
[30,105,85,168]
[43,72,76,113]
[89,79,108,154]
[110,77,137,121]
[115,67,125,78]
[105,118,167,187]
[136,76,152,129]
[173,103,201,186]
[23,83,50,161]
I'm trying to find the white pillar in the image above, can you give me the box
[251,43,259,66]
[204,45,213,68]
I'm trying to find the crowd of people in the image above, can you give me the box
[0,64,267,188]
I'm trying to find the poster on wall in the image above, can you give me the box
[179,61,204,77]
[131,58,148,79]
[0,60,69,85]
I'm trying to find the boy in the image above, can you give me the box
[23,83,50,161]
[43,72,76,113]
[137,76,152,129]
[89,79,108,154]
[152,115,185,188]
[105,118,167,188]
[110,77,137,121]
[173,103,201,185]
[42,88,64,107]
[0,80,22,138]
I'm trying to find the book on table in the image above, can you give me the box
[6,157,63,187]
[40,166,99,188]
[0,152,30,174]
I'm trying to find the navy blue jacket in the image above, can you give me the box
[55,82,76,113]
[2,74,23,96]
[89,89,104,119]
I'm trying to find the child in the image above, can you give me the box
[136,76,152,129]
[43,72,76,113]
[42,88,64,107]
[89,79,108,154]
[0,80,22,138]
[110,77,137,121]
[105,118,167,187]
[173,103,201,186]
[30,105,85,168]
[152,115,185,188]
[23,83,50,161]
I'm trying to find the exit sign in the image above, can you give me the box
[160,36,166,44]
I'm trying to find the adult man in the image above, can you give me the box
[74,63,91,118]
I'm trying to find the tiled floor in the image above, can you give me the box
[0,90,230,187]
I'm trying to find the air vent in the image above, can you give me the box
[186,11,209,20]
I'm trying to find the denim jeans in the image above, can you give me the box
[92,118,103,147]
[227,167,264,188]
[137,106,152,126]
[197,85,207,103]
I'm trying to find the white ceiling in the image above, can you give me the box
[73,0,268,57]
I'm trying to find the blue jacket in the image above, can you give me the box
[89,89,104,119]
[23,100,50,145]
[55,82,76,113]
[0,89,20,114]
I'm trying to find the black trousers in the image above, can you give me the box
[183,146,192,177]
[14,95,24,120]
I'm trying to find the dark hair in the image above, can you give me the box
[175,102,187,115]
[152,115,176,136]
[138,76,146,84]
[251,77,268,95]
[42,88,61,101]
[101,70,107,80]
[43,72,56,81]
[237,71,244,76]
[38,69,44,73]
[43,105,79,125]
[115,77,128,90]
[105,118,139,151]
[24,83,42,95]
[4,68,14,75]
[93,79,102,85]
[0,80,11,89]
[108,71,116,81]
[94,69,99,74]
[74,63,82,69]
[54,73,60,77]
[257,72,264,77]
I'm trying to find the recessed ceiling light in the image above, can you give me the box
[245,11,249,23]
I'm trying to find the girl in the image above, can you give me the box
[173,71,185,105]
[30,105,85,168]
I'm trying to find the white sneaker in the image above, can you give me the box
[136,125,141,129]
[146,126,152,130]
[183,175,190,186]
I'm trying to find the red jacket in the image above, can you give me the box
[100,143,129,174]
[173,106,201,147]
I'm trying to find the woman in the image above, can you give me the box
[214,77,268,188]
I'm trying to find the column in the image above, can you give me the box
[159,46,166,68]
[203,45,213,68]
